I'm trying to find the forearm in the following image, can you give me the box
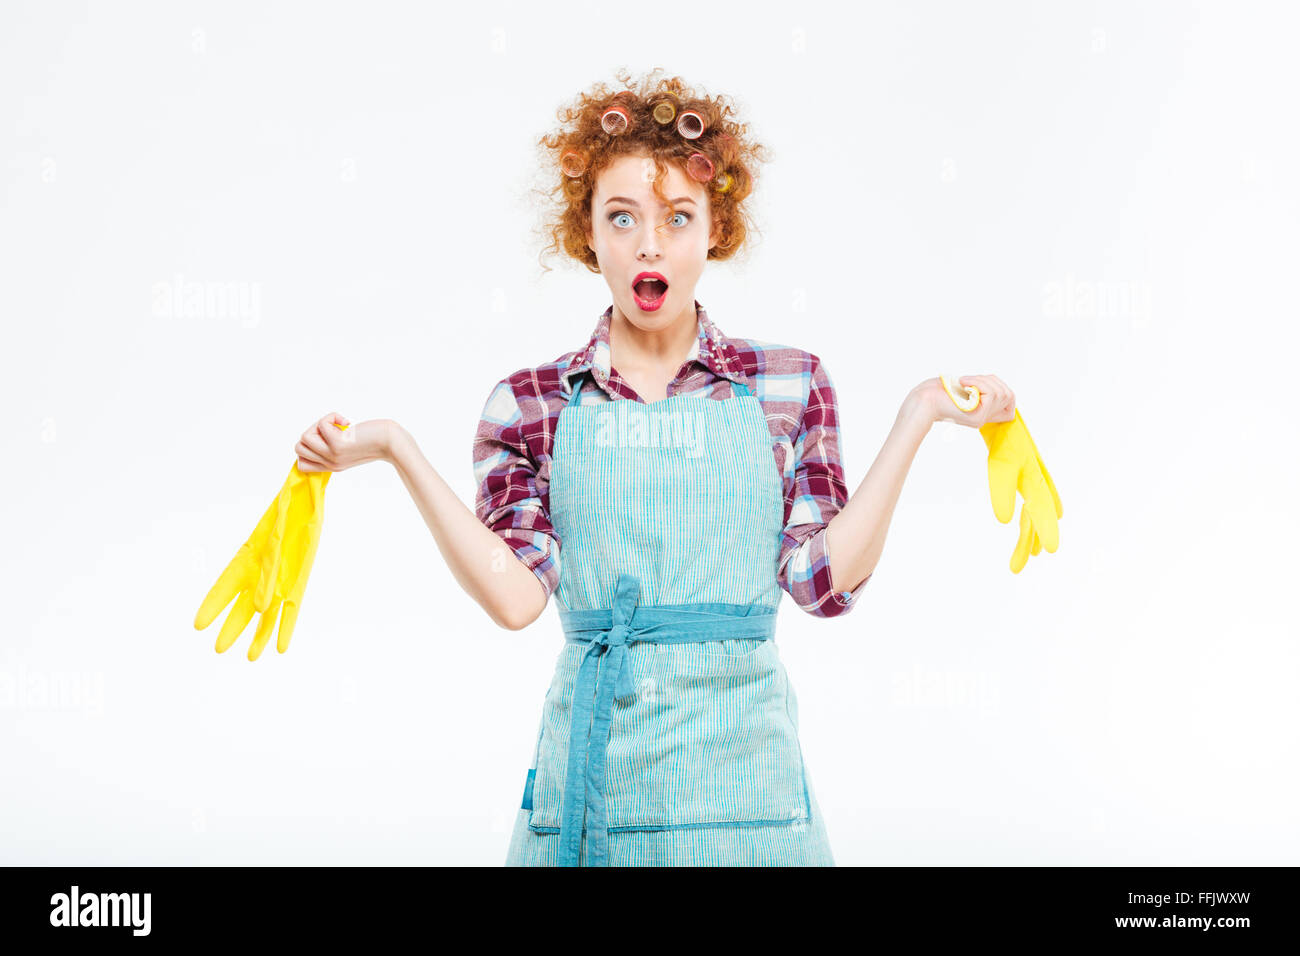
[825,391,935,592]
[385,424,547,630]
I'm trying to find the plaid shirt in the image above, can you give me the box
[472,301,869,618]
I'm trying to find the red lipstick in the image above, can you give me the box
[632,272,669,312]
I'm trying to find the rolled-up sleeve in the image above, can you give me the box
[776,355,869,617]
[472,377,561,600]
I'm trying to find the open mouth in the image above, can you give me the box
[632,276,669,312]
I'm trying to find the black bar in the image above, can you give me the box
[0,865,1290,943]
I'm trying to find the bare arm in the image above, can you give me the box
[824,375,1016,592]
[824,387,935,593]
[385,423,548,631]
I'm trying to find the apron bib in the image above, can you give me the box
[508,372,831,867]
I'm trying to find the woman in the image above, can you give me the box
[292,70,1018,866]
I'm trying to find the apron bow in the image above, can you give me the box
[558,573,642,865]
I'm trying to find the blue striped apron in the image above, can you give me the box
[505,371,835,866]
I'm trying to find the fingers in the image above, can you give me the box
[316,413,354,452]
[319,413,352,440]
[297,430,330,473]
[299,431,329,458]
[296,448,328,473]
[960,375,1016,424]
[296,413,354,471]
[953,376,985,418]
[318,417,357,458]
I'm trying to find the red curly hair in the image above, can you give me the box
[532,67,772,275]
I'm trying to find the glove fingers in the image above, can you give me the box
[195,551,252,630]
[1030,525,1042,556]
[215,590,255,654]
[1017,412,1063,520]
[1036,450,1063,519]
[280,552,319,651]
[276,495,312,605]
[289,536,321,604]
[254,474,296,612]
[248,600,281,662]
[987,456,1019,524]
[273,498,315,653]
[274,467,323,593]
[237,466,331,658]
[1020,465,1060,553]
[1011,504,1033,574]
[287,477,328,605]
[274,478,327,655]
[277,601,299,654]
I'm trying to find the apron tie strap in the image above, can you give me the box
[552,574,777,867]
[558,573,640,867]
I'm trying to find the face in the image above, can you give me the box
[586,153,719,333]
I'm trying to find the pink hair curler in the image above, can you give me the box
[686,152,715,183]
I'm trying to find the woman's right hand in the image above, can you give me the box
[295,413,397,473]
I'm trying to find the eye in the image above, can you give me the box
[669,211,692,227]
[609,211,634,228]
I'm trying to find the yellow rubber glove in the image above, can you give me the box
[1017,413,1062,562]
[194,426,344,660]
[979,409,1062,573]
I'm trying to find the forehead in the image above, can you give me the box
[593,154,702,203]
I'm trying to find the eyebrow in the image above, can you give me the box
[604,196,697,207]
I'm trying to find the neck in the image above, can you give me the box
[609,300,699,369]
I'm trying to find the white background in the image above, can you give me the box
[2,0,1296,865]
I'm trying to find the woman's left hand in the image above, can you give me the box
[912,376,1016,429]
[295,413,396,473]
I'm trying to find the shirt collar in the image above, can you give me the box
[560,300,748,397]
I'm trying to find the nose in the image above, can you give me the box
[636,222,662,260]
